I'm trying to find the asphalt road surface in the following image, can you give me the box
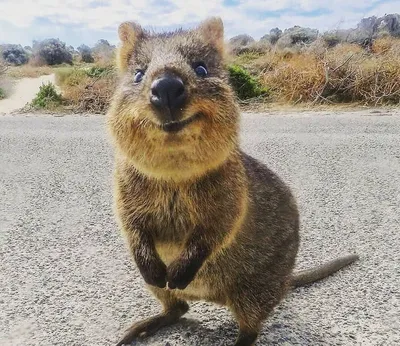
[1,110,399,346]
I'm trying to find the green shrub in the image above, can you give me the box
[228,64,268,100]
[0,88,5,100]
[31,82,63,109]
[85,65,113,78]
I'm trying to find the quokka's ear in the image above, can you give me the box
[117,21,145,72]
[197,17,224,55]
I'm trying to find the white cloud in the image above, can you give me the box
[0,0,399,45]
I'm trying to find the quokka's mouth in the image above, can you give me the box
[160,113,202,133]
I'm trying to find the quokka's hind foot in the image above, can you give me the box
[115,300,189,346]
[229,287,282,346]
[233,329,259,346]
[230,305,263,346]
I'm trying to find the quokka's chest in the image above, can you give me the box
[141,190,198,264]
[131,187,199,240]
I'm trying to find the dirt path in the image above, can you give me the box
[0,74,57,115]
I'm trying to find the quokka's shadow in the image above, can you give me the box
[123,317,238,346]
[120,300,327,346]
[176,317,326,346]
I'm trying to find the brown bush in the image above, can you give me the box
[261,53,325,103]
[251,39,400,105]
[59,67,117,113]
[372,37,400,54]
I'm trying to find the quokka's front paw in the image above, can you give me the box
[140,257,167,288]
[166,259,198,290]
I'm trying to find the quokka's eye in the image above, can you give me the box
[193,63,208,77]
[134,70,145,83]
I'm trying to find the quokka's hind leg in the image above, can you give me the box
[228,280,288,346]
[116,287,189,346]
[229,302,264,346]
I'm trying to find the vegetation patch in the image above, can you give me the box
[0,62,13,99]
[6,65,54,79]
[85,65,114,78]
[55,65,117,113]
[256,39,400,106]
[228,64,268,100]
[31,39,73,66]
[1,44,29,66]
[30,82,63,110]
[3,13,400,112]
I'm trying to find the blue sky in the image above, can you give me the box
[0,0,399,48]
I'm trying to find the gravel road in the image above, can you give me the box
[0,110,399,346]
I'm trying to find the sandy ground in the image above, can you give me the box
[0,111,399,346]
[0,74,56,114]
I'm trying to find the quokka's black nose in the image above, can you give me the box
[150,75,186,116]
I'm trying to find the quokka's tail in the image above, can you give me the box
[290,254,360,288]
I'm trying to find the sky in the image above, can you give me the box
[0,0,399,48]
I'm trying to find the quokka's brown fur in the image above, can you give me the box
[106,17,359,346]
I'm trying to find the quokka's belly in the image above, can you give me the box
[155,242,184,265]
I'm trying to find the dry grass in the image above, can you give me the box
[56,66,117,113]
[6,64,54,78]
[234,37,400,106]
[55,68,88,86]
[6,59,83,79]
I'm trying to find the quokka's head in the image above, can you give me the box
[107,17,240,182]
